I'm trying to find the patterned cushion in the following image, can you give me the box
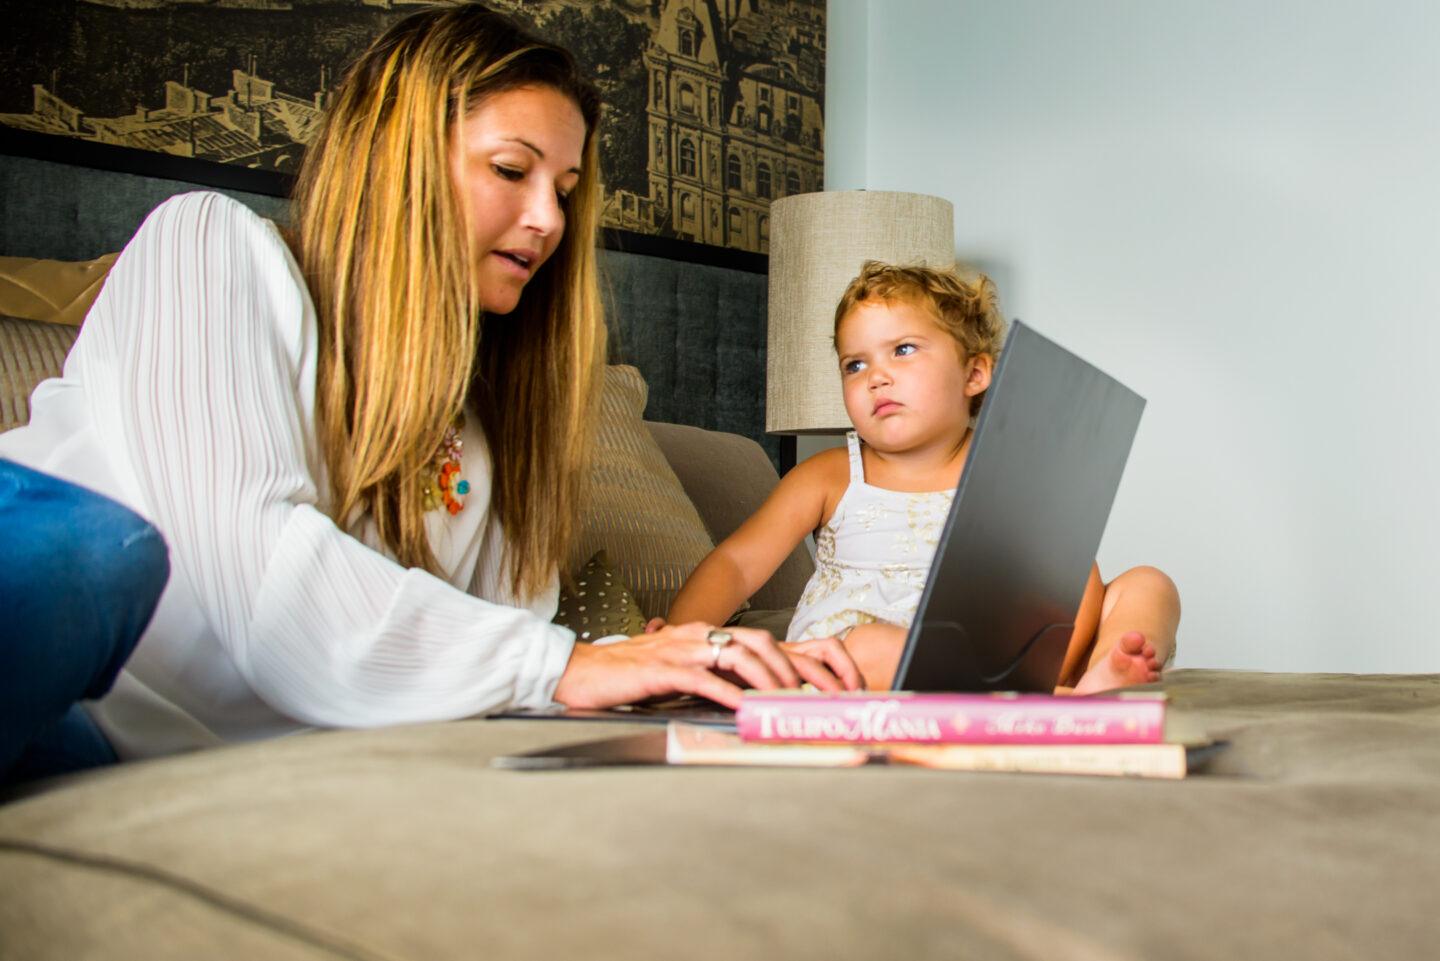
[553,550,648,642]
[0,314,78,433]
[569,365,716,619]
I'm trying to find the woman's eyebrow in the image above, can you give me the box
[503,137,582,175]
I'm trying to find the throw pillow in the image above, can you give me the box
[0,253,118,327]
[569,365,716,619]
[553,550,648,642]
[0,315,81,432]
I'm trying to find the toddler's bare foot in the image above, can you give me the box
[1072,631,1161,695]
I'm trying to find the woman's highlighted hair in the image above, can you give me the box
[294,3,604,596]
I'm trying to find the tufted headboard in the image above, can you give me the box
[0,152,777,467]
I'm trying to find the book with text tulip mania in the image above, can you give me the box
[664,724,1221,780]
[490,717,1224,780]
[735,690,1169,746]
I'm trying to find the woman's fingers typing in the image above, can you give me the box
[714,626,801,689]
[553,621,859,711]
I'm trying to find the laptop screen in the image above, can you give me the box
[893,321,1145,693]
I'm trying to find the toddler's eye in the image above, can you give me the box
[842,359,865,375]
[492,165,524,181]
[895,343,917,357]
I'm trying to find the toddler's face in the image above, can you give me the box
[835,299,987,455]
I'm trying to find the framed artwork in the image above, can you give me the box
[0,0,826,272]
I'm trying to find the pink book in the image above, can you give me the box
[736,691,1167,745]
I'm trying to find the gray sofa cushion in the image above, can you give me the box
[647,419,813,613]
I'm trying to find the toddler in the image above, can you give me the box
[659,261,1179,693]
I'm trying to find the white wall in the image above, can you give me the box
[826,0,1440,672]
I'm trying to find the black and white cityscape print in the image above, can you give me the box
[0,0,825,253]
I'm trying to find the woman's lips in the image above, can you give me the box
[492,250,535,278]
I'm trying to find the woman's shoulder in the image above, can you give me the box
[131,191,292,273]
[143,189,269,231]
[104,191,313,359]
[128,191,303,297]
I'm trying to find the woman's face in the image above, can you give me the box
[450,85,587,314]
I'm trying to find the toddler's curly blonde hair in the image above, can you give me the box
[833,261,1006,416]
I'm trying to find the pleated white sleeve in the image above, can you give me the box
[68,191,576,728]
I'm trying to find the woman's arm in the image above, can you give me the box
[82,192,575,726]
[664,449,843,627]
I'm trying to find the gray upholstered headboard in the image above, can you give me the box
[0,153,777,466]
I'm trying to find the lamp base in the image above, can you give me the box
[778,435,797,476]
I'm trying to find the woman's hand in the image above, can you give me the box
[552,622,862,710]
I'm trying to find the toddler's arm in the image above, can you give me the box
[664,449,846,629]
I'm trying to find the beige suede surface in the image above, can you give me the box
[0,254,117,328]
[2,669,1438,961]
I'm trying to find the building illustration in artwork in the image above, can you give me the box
[607,0,824,253]
[0,64,329,173]
[0,0,824,254]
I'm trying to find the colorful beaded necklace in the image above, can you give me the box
[421,416,470,516]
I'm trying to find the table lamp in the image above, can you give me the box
[766,190,956,470]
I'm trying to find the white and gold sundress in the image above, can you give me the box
[786,432,954,641]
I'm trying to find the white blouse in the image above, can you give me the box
[0,192,576,759]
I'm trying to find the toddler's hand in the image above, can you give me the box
[644,617,667,634]
[826,623,906,691]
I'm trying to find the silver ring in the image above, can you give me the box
[706,629,733,668]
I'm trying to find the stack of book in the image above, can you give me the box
[665,691,1218,779]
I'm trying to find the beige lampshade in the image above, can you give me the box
[766,191,956,434]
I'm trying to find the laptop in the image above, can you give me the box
[893,320,1145,692]
[496,320,1145,726]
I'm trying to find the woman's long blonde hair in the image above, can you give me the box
[293,3,605,597]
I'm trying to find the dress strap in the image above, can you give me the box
[845,430,864,482]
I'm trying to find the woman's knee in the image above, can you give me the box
[68,497,171,629]
[2,464,170,653]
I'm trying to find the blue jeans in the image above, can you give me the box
[0,459,169,788]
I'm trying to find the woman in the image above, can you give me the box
[0,4,856,784]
